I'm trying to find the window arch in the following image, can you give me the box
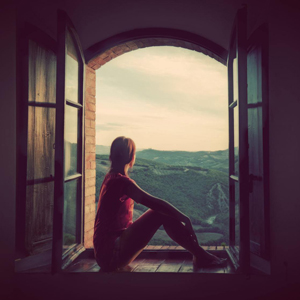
[83,29,228,250]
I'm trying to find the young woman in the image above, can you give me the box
[93,136,227,272]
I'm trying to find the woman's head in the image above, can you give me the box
[109,136,136,174]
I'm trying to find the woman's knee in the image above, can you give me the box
[143,209,180,231]
[137,208,162,222]
[147,208,162,217]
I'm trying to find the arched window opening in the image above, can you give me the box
[95,46,229,248]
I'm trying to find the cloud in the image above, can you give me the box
[96,46,228,151]
[96,122,133,131]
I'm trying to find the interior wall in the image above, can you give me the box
[268,1,300,277]
[0,2,17,298]
[16,0,61,41]
[2,1,300,293]
[16,0,268,53]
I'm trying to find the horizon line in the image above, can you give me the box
[96,144,230,152]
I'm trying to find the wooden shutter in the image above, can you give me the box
[247,24,270,274]
[52,10,85,272]
[227,6,250,274]
[16,24,57,258]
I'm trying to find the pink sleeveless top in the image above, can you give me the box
[93,172,137,268]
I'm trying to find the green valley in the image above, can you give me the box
[96,153,230,246]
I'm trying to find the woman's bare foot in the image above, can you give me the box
[193,252,227,268]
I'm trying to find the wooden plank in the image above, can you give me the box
[201,266,227,274]
[161,246,170,250]
[96,259,145,273]
[145,245,156,250]
[153,245,163,250]
[65,258,96,272]
[133,259,165,272]
[169,246,177,250]
[116,258,146,272]
[176,246,185,250]
[156,259,183,273]
[178,260,194,273]
[63,256,235,274]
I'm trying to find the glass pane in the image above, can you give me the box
[26,182,54,255]
[64,105,78,177]
[20,105,55,271]
[63,179,78,249]
[28,39,56,103]
[233,106,239,176]
[27,106,56,181]
[65,29,79,103]
[232,57,239,176]
[247,46,262,104]
[249,107,264,255]
[233,58,238,102]
[235,181,240,254]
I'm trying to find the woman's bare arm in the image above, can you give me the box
[125,180,189,224]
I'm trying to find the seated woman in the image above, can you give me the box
[93,136,226,272]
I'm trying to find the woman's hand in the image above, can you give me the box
[181,216,199,245]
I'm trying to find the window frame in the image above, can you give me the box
[227,5,250,274]
[16,22,57,258]
[52,10,86,273]
[247,23,270,273]
[16,9,270,276]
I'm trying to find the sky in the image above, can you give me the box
[95,46,228,152]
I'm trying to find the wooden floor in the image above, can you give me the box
[64,246,234,274]
[65,257,234,273]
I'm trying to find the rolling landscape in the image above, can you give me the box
[96,146,234,246]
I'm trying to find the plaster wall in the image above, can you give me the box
[16,0,269,51]
[268,1,300,277]
[0,2,17,297]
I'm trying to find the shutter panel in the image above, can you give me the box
[248,24,270,274]
[227,6,250,274]
[52,10,85,272]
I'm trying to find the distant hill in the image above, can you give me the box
[136,148,229,173]
[96,154,230,246]
[96,146,230,173]
[96,145,111,155]
[96,144,144,155]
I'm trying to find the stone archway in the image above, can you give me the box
[83,30,227,248]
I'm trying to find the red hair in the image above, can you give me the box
[109,136,136,174]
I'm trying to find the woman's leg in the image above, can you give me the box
[116,209,165,268]
[162,217,211,259]
[117,209,222,269]
[162,217,225,265]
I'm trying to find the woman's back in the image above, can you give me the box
[93,172,135,268]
